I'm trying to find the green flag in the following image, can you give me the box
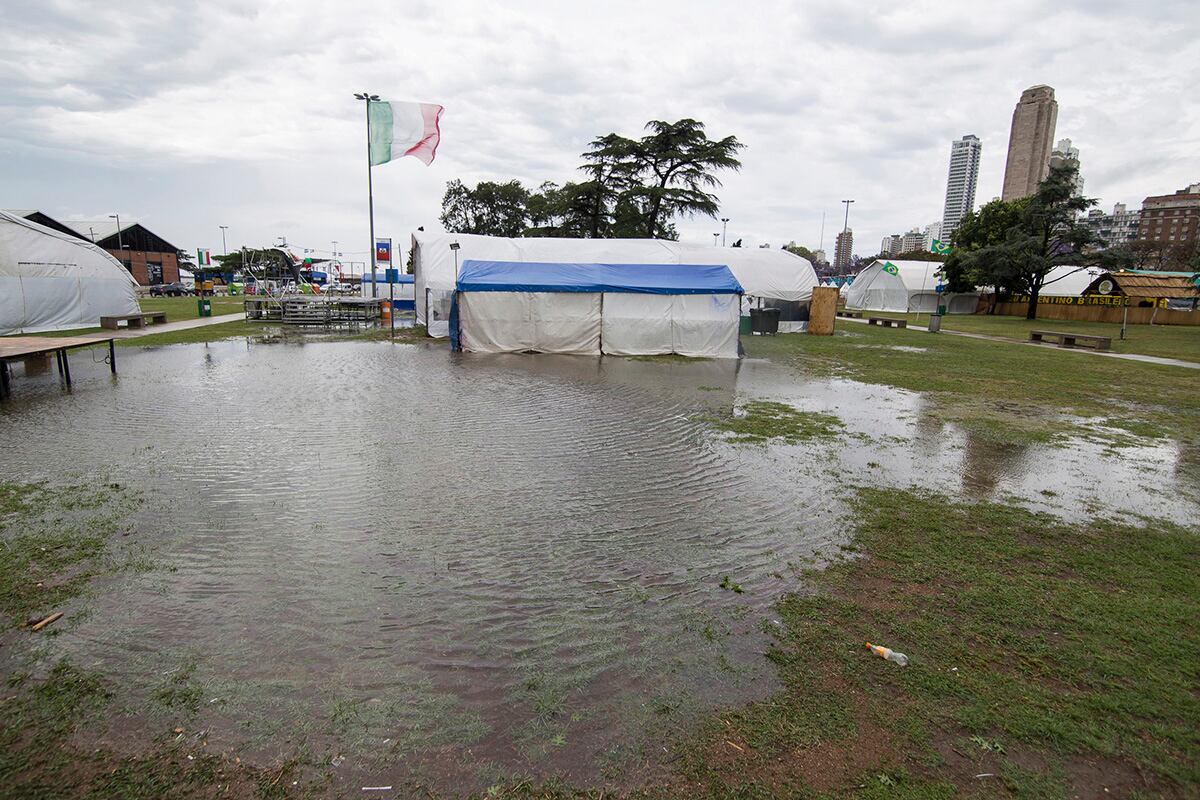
[930,239,953,255]
[881,261,900,276]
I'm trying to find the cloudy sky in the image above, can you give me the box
[2,0,1198,266]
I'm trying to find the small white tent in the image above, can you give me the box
[844,259,979,314]
[0,210,139,335]
[1039,265,1103,296]
[412,232,818,337]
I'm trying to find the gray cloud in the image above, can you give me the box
[1,0,1197,262]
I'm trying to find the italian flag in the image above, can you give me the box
[197,248,211,266]
[368,101,444,166]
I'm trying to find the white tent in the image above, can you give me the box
[412,232,818,337]
[844,259,979,314]
[0,210,139,335]
[454,261,743,358]
[1038,265,1103,296]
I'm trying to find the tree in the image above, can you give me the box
[893,250,946,262]
[945,166,1096,319]
[782,242,815,261]
[619,119,744,238]
[439,179,530,237]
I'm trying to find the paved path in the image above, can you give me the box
[841,316,1200,370]
[81,312,245,340]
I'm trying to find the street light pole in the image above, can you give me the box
[712,233,720,247]
[721,218,730,247]
[219,225,228,255]
[355,91,381,299]
[109,214,124,251]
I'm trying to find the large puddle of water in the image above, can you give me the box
[2,338,1196,794]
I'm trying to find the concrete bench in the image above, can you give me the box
[836,310,864,318]
[1029,329,1111,351]
[100,312,168,330]
[867,317,907,328]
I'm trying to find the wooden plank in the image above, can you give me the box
[0,336,116,360]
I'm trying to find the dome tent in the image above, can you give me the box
[412,232,818,337]
[844,259,978,314]
[0,210,139,335]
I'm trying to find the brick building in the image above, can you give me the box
[3,210,181,286]
[1137,183,1200,254]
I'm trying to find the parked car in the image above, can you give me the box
[149,282,193,297]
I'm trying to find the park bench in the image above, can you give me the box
[1029,329,1111,351]
[836,310,864,318]
[867,317,907,328]
[99,312,168,330]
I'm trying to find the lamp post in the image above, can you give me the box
[712,233,720,247]
[108,214,124,252]
[721,217,730,247]
[354,91,381,298]
[219,225,228,255]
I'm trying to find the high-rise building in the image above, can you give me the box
[1001,85,1058,201]
[834,229,853,271]
[1136,183,1200,250]
[941,135,982,242]
[1050,137,1084,195]
[923,222,943,250]
[899,228,924,254]
[880,235,901,257]
[1082,203,1141,249]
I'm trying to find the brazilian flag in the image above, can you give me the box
[930,239,953,255]
[881,262,900,276]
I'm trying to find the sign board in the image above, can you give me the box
[375,238,392,263]
[385,268,399,283]
[935,284,944,294]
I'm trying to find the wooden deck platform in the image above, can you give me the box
[0,336,116,399]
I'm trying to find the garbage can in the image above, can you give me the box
[749,308,762,333]
[927,313,942,333]
[197,298,212,317]
[759,307,781,335]
[739,315,753,335]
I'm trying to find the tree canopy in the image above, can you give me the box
[438,119,743,241]
[941,165,1097,319]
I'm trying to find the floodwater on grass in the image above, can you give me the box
[1,340,1197,794]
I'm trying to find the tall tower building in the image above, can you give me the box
[1050,137,1084,195]
[941,135,982,243]
[834,229,853,271]
[1001,85,1058,201]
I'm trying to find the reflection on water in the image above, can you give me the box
[1,340,1196,793]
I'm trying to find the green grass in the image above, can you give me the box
[122,319,278,347]
[743,325,1200,447]
[0,482,140,629]
[706,400,844,444]
[672,488,1199,796]
[895,312,1200,363]
[137,294,245,321]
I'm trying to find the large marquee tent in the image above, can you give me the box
[844,259,979,314]
[412,232,818,337]
[0,210,139,335]
[452,260,743,358]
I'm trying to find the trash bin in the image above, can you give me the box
[197,298,212,317]
[739,315,753,335]
[928,313,942,332]
[759,307,781,335]
[749,308,762,333]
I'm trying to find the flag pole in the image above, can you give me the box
[356,92,380,300]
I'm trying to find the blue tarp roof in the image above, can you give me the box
[457,260,743,295]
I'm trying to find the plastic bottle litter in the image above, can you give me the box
[865,641,909,666]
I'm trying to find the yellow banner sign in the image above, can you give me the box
[1011,294,1169,308]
